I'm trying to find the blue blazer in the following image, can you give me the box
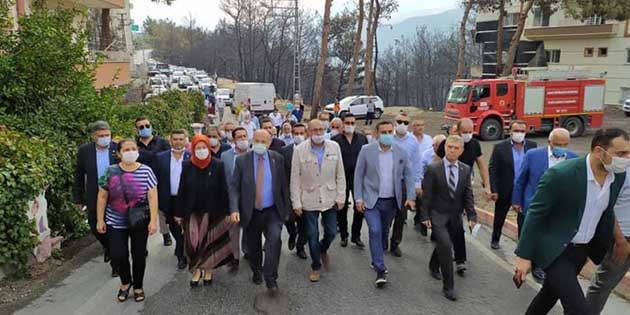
[511,147,578,213]
[152,150,191,217]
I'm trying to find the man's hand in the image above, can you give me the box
[514,257,532,282]
[336,202,344,211]
[415,187,423,197]
[468,219,477,231]
[484,189,493,202]
[174,217,183,226]
[422,220,432,229]
[355,202,365,213]
[294,208,303,217]
[511,205,522,213]
[230,212,240,224]
[612,239,630,265]
[491,193,499,202]
[148,219,158,235]
[96,220,106,234]
[404,199,416,211]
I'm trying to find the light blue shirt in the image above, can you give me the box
[311,143,326,172]
[253,152,274,209]
[252,115,260,129]
[394,132,421,188]
[416,133,433,156]
[96,146,110,179]
[378,145,395,198]
[443,157,459,190]
[614,169,630,236]
[512,142,526,179]
[280,134,294,146]
[419,147,435,183]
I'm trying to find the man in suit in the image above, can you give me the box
[260,118,286,152]
[421,135,476,301]
[511,128,577,281]
[73,121,118,276]
[230,129,290,295]
[222,127,250,272]
[515,128,630,314]
[280,123,309,259]
[489,120,537,250]
[291,119,346,283]
[152,129,191,270]
[354,121,416,288]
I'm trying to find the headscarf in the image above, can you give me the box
[191,134,212,169]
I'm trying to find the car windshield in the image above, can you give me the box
[200,78,212,84]
[339,96,357,105]
[216,88,230,96]
[447,85,470,104]
[180,77,192,84]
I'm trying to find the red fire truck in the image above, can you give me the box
[443,69,606,140]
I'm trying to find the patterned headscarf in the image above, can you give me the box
[191,134,212,169]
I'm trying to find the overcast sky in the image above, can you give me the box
[130,0,460,31]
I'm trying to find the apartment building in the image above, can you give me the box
[476,6,630,105]
[10,0,133,90]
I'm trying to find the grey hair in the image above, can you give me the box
[206,125,220,134]
[89,120,110,133]
[331,117,342,124]
[549,128,570,141]
[446,134,464,147]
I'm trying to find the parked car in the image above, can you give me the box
[178,76,194,90]
[156,63,171,76]
[624,99,630,117]
[198,78,214,89]
[148,70,160,77]
[233,82,276,115]
[324,95,384,119]
[216,88,233,107]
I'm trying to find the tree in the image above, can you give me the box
[345,0,364,97]
[502,0,533,75]
[330,9,358,97]
[455,0,474,79]
[310,0,333,119]
[363,0,378,95]
[495,0,505,75]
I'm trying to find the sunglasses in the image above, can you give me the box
[137,124,151,130]
[396,120,410,125]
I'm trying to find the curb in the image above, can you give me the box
[475,207,630,301]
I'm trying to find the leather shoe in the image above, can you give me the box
[390,246,402,257]
[430,269,442,280]
[419,224,428,236]
[351,238,365,248]
[228,259,239,274]
[309,270,320,282]
[340,238,348,247]
[532,267,546,282]
[111,268,119,278]
[288,236,296,250]
[252,271,263,285]
[443,289,457,301]
[490,242,501,250]
[267,283,279,296]
[163,234,172,246]
[104,250,111,263]
[456,262,466,276]
[177,256,187,270]
[296,249,308,260]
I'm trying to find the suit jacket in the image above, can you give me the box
[73,142,119,213]
[290,140,346,211]
[511,147,578,213]
[515,156,626,269]
[152,150,191,217]
[269,138,285,152]
[489,139,537,200]
[230,151,290,228]
[353,142,416,210]
[421,159,476,224]
[175,159,229,220]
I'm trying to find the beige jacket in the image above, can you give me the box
[290,139,346,211]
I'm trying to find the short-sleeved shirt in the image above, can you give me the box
[99,164,157,229]
[436,138,482,168]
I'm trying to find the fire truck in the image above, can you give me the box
[443,69,606,140]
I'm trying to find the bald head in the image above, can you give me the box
[549,128,570,151]
[457,118,474,134]
[253,129,271,146]
[433,134,447,146]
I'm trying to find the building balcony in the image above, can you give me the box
[524,23,617,40]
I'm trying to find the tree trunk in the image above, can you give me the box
[345,0,364,97]
[455,0,474,79]
[100,9,111,50]
[363,0,379,95]
[495,0,505,76]
[503,0,534,76]
[310,0,333,119]
[373,19,380,96]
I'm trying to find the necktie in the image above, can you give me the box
[255,155,264,210]
[448,164,457,199]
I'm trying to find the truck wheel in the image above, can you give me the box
[562,117,585,137]
[480,118,503,141]
[374,109,383,119]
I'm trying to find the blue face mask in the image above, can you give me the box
[551,147,567,157]
[139,127,152,138]
[379,134,394,146]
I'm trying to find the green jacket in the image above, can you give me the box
[515,156,626,269]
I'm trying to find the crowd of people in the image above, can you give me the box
[72,107,630,313]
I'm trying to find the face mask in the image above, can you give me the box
[293,135,305,144]
[344,126,355,134]
[121,150,139,164]
[331,130,340,137]
[219,131,226,138]
[226,132,234,141]
[461,133,473,143]
[311,134,325,145]
[551,147,567,157]
[253,143,267,155]
[601,152,630,174]
[511,132,525,143]
[323,121,330,130]
[96,136,111,147]
[195,148,209,160]
[139,127,152,138]
[366,135,373,142]
[209,138,219,147]
[236,140,249,151]
[379,134,394,146]
[395,124,408,135]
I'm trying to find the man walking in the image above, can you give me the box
[411,119,433,231]
[291,119,346,282]
[354,121,416,288]
[515,128,630,314]
[230,130,290,294]
[332,113,368,248]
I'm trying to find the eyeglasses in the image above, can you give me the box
[137,124,151,130]
[396,120,410,125]
[344,122,355,126]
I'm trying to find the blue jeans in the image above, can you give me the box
[364,198,398,273]
[303,209,337,271]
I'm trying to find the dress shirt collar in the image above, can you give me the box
[378,143,392,153]
[443,157,459,168]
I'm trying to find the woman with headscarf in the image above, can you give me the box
[174,134,233,287]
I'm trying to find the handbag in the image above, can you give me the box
[119,171,150,230]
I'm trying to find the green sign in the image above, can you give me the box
[131,24,139,32]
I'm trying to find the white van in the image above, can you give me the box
[234,83,276,115]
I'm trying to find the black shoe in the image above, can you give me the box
[430,269,442,280]
[190,271,203,288]
[532,267,546,282]
[420,225,428,237]
[351,238,365,248]
[375,272,387,289]
[490,242,501,250]
[203,275,213,286]
[340,238,348,247]
[104,250,111,263]
[111,268,119,278]
[296,249,308,260]
[243,253,249,261]
[117,285,131,302]
[177,257,187,270]
[456,262,467,276]
[443,289,457,301]
[252,271,263,285]
[390,246,402,257]
[267,282,279,296]
[163,234,173,246]
[228,259,239,274]
[288,236,296,250]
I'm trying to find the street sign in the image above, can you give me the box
[131,24,140,32]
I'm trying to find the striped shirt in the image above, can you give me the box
[99,164,157,229]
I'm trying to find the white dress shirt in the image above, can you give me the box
[571,154,615,244]
[170,152,184,196]
[613,170,630,236]
[378,145,395,198]
[548,146,567,168]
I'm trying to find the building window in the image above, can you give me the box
[585,15,605,25]
[598,47,608,57]
[546,49,561,63]
[584,48,594,57]
[626,49,630,63]
[504,13,519,26]
[532,7,550,27]
[496,83,509,96]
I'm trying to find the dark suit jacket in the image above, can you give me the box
[73,142,119,214]
[269,138,285,152]
[421,160,476,225]
[230,151,290,228]
[515,156,626,269]
[152,150,191,217]
[489,139,537,200]
[175,159,229,220]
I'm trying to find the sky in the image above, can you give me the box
[129,0,460,31]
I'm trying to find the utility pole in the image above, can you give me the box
[266,0,301,102]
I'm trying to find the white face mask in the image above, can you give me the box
[602,153,630,174]
[219,131,226,138]
[511,132,526,144]
[293,135,305,144]
[226,132,234,141]
[366,135,373,142]
[311,134,325,145]
[331,129,340,137]
[461,133,473,143]
[209,138,219,147]
[395,124,408,135]
[96,136,111,148]
[236,140,249,151]
[195,148,210,160]
[323,121,330,130]
[121,150,139,164]
[344,126,355,134]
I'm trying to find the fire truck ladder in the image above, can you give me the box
[519,67,594,81]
